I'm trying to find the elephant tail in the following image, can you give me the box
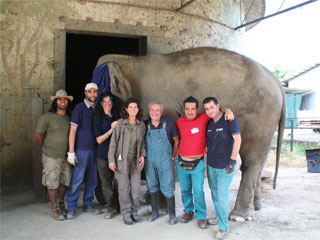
[273,87,286,189]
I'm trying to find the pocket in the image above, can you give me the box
[137,163,144,172]
[116,158,125,171]
[41,170,46,186]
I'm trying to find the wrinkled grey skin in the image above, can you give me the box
[97,47,285,219]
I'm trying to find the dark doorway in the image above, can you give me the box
[66,33,146,106]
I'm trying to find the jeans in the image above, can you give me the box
[176,158,206,220]
[207,165,235,231]
[67,150,97,210]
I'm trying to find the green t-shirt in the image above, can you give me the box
[36,112,70,158]
[127,123,137,160]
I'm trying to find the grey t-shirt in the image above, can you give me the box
[36,112,70,158]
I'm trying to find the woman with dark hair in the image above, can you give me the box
[108,97,146,225]
[93,92,119,219]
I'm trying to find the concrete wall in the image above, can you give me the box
[0,0,245,191]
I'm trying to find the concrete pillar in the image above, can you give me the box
[31,97,46,201]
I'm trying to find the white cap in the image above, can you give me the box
[85,83,98,91]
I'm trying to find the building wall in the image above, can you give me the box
[288,67,320,120]
[0,0,245,191]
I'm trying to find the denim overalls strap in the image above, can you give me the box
[146,121,171,154]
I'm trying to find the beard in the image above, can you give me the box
[57,103,67,110]
[57,105,67,110]
[87,96,96,103]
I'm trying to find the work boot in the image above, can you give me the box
[166,196,177,225]
[123,215,133,225]
[148,192,159,222]
[180,211,193,223]
[132,212,142,223]
[52,207,65,221]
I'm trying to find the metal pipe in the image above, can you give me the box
[176,0,196,12]
[235,0,318,30]
[291,120,294,152]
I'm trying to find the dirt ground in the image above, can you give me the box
[1,165,320,240]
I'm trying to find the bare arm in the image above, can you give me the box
[34,131,43,147]
[231,134,241,160]
[69,124,78,153]
[96,121,118,144]
[220,107,234,121]
[172,135,179,158]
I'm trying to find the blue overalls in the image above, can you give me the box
[145,122,174,198]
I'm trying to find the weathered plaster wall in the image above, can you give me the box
[0,0,244,191]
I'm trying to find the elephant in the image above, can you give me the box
[95,47,285,219]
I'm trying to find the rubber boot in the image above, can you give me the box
[166,197,177,225]
[148,192,159,222]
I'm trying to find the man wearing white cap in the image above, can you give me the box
[35,90,73,220]
[66,83,101,219]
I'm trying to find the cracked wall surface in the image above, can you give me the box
[0,0,245,191]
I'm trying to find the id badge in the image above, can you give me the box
[191,127,199,134]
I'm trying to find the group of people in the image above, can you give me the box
[35,82,241,239]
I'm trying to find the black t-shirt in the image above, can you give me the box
[207,112,240,169]
[93,114,117,161]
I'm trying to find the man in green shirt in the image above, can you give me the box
[35,90,73,221]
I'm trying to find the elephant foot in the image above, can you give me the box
[229,214,253,222]
[230,208,254,222]
[254,200,262,211]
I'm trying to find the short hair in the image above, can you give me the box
[203,97,219,105]
[183,96,199,108]
[120,97,143,121]
[148,101,163,111]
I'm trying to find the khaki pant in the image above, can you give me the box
[42,154,72,189]
[115,158,141,217]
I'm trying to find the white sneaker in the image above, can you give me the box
[215,230,227,239]
[207,218,218,225]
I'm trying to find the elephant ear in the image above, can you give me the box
[107,62,133,102]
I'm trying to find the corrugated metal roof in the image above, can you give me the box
[282,63,320,84]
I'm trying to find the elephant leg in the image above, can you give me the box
[254,176,262,210]
[230,164,259,219]
[230,130,273,220]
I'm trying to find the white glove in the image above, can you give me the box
[67,152,78,166]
